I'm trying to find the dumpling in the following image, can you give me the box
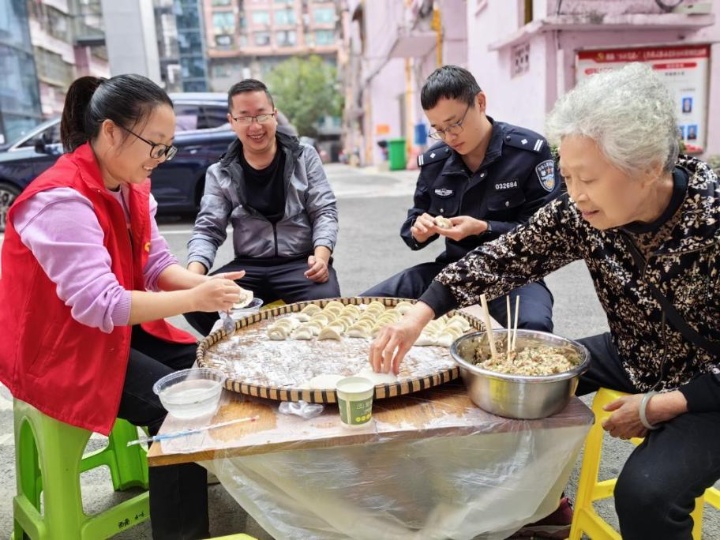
[414,333,437,346]
[233,288,254,309]
[347,326,372,339]
[394,301,415,315]
[317,326,343,341]
[434,215,452,229]
[292,326,314,340]
[324,300,345,311]
[267,326,290,341]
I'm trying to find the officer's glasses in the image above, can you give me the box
[428,103,472,141]
[231,112,277,125]
[117,124,177,161]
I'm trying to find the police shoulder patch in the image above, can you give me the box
[535,159,556,192]
[417,144,451,167]
[504,131,546,154]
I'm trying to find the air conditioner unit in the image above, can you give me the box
[673,1,712,15]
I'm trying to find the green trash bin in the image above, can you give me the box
[387,138,407,170]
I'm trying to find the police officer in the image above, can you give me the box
[363,65,560,332]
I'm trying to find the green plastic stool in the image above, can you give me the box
[12,398,150,539]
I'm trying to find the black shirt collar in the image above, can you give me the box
[622,167,688,234]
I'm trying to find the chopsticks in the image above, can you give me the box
[480,294,498,361]
[127,415,260,447]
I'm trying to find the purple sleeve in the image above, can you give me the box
[143,194,180,291]
[13,188,131,332]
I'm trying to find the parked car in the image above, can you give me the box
[0,92,297,233]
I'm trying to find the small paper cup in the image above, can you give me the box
[336,376,374,427]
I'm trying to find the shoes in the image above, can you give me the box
[509,497,573,539]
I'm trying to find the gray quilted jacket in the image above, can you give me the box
[187,132,338,269]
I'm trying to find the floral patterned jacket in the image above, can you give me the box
[422,156,720,410]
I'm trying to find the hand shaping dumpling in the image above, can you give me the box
[434,215,452,229]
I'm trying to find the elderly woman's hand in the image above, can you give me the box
[601,394,649,440]
[369,302,435,374]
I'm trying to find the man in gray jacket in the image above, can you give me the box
[184,79,340,334]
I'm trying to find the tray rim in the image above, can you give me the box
[196,297,484,403]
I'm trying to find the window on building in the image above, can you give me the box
[254,32,271,46]
[211,0,232,5]
[274,9,296,25]
[252,11,271,25]
[511,42,530,77]
[314,30,335,45]
[212,12,235,34]
[276,30,297,47]
[313,8,335,24]
[214,34,233,49]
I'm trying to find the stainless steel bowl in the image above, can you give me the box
[450,329,590,419]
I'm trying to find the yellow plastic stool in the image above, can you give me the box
[569,388,720,539]
[207,535,258,539]
[12,398,150,539]
[261,300,286,311]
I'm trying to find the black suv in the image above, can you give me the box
[0,93,264,232]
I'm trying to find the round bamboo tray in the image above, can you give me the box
[197,297,483,403]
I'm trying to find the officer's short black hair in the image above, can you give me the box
[420,65,481,110]
[227,79,275,111]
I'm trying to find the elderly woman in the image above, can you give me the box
[370,62,720,539]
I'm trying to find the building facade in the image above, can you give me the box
[0,0,42,144]
[202,0,341,90]
[174,0,210,91]
[346,0,467,166]
[24,0,108,121]
[350,0,720,165]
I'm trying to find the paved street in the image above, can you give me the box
[0,163,717,538]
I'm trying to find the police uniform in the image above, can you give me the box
[363,119,560,332]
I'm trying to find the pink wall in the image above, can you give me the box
[466,0,720,157]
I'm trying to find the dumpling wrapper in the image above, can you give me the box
[303,374,345,389]
[357,366,398,385]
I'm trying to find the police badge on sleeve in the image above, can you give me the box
[535,159,556,192]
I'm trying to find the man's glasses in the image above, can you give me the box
[230,112,277,125]
[117,124,177,161]
[428,103,473,141]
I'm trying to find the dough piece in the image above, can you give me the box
[317,326,343,341]
[434,215,452,229]
[357,366,398,385]
[366,301,386,313]
[305,374,344,389]
[233,288,254,309]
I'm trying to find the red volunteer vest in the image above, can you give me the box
[0,144,195,435]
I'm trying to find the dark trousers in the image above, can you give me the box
[184,257,342,335]
[117,326,209,540]
[361,261,554,333]
[576,333,720,540]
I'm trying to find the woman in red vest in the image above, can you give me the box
[0,74,245,539]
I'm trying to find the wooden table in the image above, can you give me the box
[148,383,593,539]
